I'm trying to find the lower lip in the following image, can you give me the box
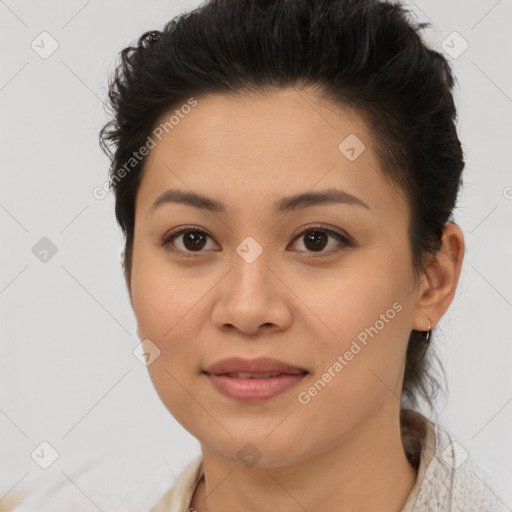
[205,372,307,402]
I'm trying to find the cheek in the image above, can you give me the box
[132,268,213,432]
[313,259,412,389]
[297,301,409,439]
[131,245,208,340]
[319,264,408,338]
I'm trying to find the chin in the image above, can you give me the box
[199,427,310,469]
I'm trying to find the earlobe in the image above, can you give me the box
[412,223,465,332]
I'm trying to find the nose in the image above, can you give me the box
[210,248,293,336]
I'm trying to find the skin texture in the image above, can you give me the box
[128,87,465,512]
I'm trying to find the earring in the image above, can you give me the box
[426,322,431,341]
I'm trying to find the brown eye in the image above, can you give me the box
[161,225,352,257]
[303,230,329,251]
[290,227,352,255]
[182,231,207,250]
[162,228,217,255]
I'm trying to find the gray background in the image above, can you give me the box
[1,0,511,506]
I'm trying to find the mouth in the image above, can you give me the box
[216,371,303,379]
[203,356,308,376]
[203,368,308,402]
[202,356,309,401]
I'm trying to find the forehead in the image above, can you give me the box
[135,88,408,221]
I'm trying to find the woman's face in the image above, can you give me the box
[129,87,426,466]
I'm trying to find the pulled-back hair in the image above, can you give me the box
[99,0,463,415]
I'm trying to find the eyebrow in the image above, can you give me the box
[150,187,371,214]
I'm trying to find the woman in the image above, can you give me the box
[12,0,507,511]
[99,0,506,510]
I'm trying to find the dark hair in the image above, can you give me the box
[99,0,463,416]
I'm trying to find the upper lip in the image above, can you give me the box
[203,357,308,375]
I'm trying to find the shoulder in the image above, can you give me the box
[149,455,203,512]
[11,447,180,512]
[413,421,508,512]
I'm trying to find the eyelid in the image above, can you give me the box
[290,223,352,243]
[288,224,353,256]
[161,225,219,257]
[161,223,353,256]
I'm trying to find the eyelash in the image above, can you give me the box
[160,224,353,258]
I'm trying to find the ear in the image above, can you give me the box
[412,223,465,331]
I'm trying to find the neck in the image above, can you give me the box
[191,407,418,512]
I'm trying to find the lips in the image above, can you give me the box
[223,372,283,379]
[203,356,308,377]
[203,357,308,401]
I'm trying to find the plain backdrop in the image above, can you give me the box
[1,0,511,506]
